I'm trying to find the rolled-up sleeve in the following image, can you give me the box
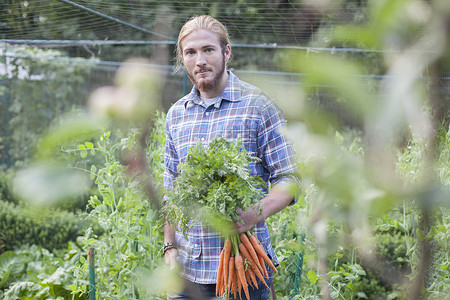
[257,100,301,203]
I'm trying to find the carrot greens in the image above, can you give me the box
[163,137,265,235]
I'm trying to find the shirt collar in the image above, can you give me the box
[184,71,242,109]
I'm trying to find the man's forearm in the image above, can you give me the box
[259,182,295,221]
[164,218,176,243]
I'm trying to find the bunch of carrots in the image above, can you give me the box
[216,231,278,299]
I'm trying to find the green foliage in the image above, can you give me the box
[426,208,450,298]
[0,104,168,298]
[268,124,449,299]
[0,0,317,45]
[267,201,306,299]
[0,200,97,253]
[346,270,395,300]
[163,137,265,236]
[272,0,450,297]
[333,0,428,51]
[375,232,410,271]
[0,170,16,204]
[71,128,165,299]
[0,0,449,298]
[436,124,450,188]
[396,134,428,184]
[4,45,95,166]
[0,244,83,300]
[146,110,167,188]
[326,262,371,299]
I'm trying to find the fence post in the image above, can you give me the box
[292,236,305,298]
[88,247,96,300]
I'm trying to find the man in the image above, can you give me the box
[164,15,300,299]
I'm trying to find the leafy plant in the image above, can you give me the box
[71,128,165,299]
[4,45,94,167]
[146,110,167,189]
[0,244,83,300]
[0,200,97,253]
[163,137,265,236]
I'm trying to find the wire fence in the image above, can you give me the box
[1,40,449,168]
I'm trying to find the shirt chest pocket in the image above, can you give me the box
[220,120,258,141]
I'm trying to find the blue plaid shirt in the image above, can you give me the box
[164,71,300,284]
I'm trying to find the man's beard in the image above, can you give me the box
[187,56,226,93]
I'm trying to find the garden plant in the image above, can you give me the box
[0,0,449,299]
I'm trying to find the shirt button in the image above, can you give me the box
[205,112,210,116]
[195,244,199,248]
[201,137,205,141]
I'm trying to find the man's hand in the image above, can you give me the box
[164,247,179,269]
[233,204,263,233]
[234,183,295,233]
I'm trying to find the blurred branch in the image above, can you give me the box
[122,123,161,211]
[408,4,449,298]
[318,246,331,300]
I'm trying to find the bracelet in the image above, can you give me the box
[162,242,177,255]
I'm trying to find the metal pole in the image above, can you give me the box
[88,248,96,300]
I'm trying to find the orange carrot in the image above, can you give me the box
[223,239,232,289]
[249,233,278,275]
[227,256,235,297]
[221,282,225,299]
[250,257,270,289]
[237,276,242,300]
[216,249,224,297]
[247,266,258,289]
[238,242,269,289]
[230,279,235,299]
[259,255,269,279]
[235,254,250,300]
[245,267,252,288]
[240,233,264,273]
[238,243,255,266]
[231,258,237,299]
[238,243,259,279]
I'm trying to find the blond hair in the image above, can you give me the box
[175,15,231,68]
